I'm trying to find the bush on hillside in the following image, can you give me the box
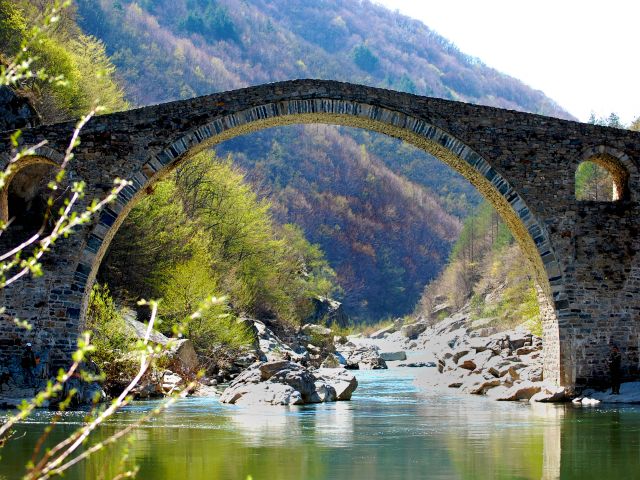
[99,150,339,332]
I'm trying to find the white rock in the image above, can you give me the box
[530,385,566,403]
[379,351,407,361]
[315,368,358,400]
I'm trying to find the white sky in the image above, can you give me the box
[374,0,639,124]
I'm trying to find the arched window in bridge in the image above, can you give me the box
[0,158,57,245]
[575,154,629,201]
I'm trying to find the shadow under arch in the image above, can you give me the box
[80,96,568,386]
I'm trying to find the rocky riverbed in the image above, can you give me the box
[356,313,640,404]
[4,308,639,409]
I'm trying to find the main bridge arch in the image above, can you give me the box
[3,79,640,391]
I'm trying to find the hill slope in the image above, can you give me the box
[76,0,572,320]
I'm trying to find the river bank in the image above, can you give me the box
[355,314,640,405]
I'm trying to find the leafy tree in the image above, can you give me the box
[575,160,613,201]
[0,0,128,122]
[101,150,338,330]
[180,0,239,42]
[352,43,379,73]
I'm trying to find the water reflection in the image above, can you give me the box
[1,372,640,480]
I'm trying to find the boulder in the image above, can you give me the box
[369,325,396,339]
[397,362,436,368]
[530,385,566,403]
[223,383,304,406]
[311,382,337,403]
[401,322,428,339]
[221,361,357,405]
[471,349,495,371]
[452,348,470,364]
[337,345,387,370]
[457,352,477,370]
[359,356,388,370]
[124,316,198,375]
[161,371,184,393]
[379,351,407,361]
[518,365,543,383]
[468,377,501,395]
[515,345,539,356]
[495,381,542,401]
[315,368,358,400]
[432,313,468,336]
[255,321,306,362]
[270,368,318,401]
[457,349,494,371]
[508,331,533,350]
[234,351,260,369]
[301,324,333,337]
[485,357,525,378]
[468,337,490,353]
[259,360,293,380]
[305,296,349,328]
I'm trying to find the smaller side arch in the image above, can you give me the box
[0,145,64,221]
[577,146,637,201]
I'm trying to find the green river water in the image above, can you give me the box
[1,369,640,479]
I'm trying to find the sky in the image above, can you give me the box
[374,0,639,124]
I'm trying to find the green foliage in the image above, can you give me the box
[418,200,540,334]
[0,0,27,54]
[575,160,614,201]
[183,305,255,363]
[352,43,379,73]
[100,180,196,304]
[588,112,624,129]
[101,150,338,332]
[451,201,513,264]
[179,0,239,42]
[469,261,541,333]
[86,284,137,366]
[0,0,128,121]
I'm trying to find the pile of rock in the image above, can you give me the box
[425,317,565,402]
[335,341,388,370]
[220,360,358,406]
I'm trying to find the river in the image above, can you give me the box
[1,368,640,479]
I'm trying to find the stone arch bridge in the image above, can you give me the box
[1,79,639,391]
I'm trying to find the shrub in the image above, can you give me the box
[352,44,379,73]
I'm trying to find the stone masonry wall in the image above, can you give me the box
[1,79,639,389]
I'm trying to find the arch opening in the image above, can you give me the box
[0,156,58,246]
[77,100,567,386]
[575,153,629,201]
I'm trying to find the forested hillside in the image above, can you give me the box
[72,0,574,321]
